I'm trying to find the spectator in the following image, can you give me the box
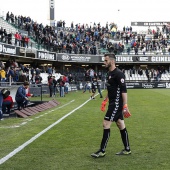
[2,93,14,116]
[83,81,91,93]
[15,81,29,110]
[25,36,30,48]
[127,47,130,55]
[0,68,6,85]
[53,76,58,97]
[58,76,65,97]
[0,89,10,120]
[48,76,54,97]
[35,74,42,86]
[64,81,69,94]
[14,32,20,46]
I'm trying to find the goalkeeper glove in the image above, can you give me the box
[100,98,108,112]
[122,104,131,118]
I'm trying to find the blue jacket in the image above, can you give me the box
[15,86,26,101]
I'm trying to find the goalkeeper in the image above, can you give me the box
[91,53,131,158]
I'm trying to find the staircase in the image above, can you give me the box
[0,17,18,34]
[0,17,41,50]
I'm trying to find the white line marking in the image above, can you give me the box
[21,122,27,125]
[0,100,75,129]
[0,98,92,164]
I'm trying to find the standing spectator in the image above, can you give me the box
[0,68,6,85]
[145,67,149,82]
[89,68,95,82]
[90,78,97,99]
[97,77,103,98]
[134,46,138,55]
[21,35,25,47]
[58,76,65,97]
[7,32,12,44]
[35,67,41,75]
[3,29,7,43]
[142,46,146,55]
[0,27,4,42]
[25,36,30,48]
[14,32,20,46]
[53,76,58,97]
[47,66,52,74]
[6,12,10,22]
[64,81,69,94]
[127,47,130,55]
[48,76,53,97]
[68,74,73,84]
[83,81,91,93]
[35,74,42,86]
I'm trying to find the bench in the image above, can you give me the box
[14,100,60,118]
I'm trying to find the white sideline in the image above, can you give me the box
[0,97,94,165]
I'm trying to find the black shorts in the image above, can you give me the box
[104,103,124,122]
[92,88,96,93]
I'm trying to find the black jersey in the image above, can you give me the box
[91,80,98,89]
[106,68,127,106]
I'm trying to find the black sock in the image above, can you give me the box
[120,128,130,151]
[100,129,110,152]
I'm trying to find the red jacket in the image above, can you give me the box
[3,96,14,108]
[15,33,19,40]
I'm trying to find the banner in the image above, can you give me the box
[126,82,168,89]
[100,55,170,63]
[0,43,16,55]
[131,22,170,26]
[57,53,100,63]
[37,51,56,60]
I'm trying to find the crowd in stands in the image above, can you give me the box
[0,57,107,87]
[4,11,127,54]
[1,11,170,55]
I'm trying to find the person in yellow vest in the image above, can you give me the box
[0,68,6,85]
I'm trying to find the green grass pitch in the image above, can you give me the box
[0,89,170,170]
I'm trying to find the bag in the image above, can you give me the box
[1,89,10,99]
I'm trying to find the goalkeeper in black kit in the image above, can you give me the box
[91,53,131,158]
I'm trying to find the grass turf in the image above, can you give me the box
[0,89,170,170]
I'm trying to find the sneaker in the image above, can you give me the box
[0,118,4,121]
[100,96,103,98]
[92,97,95,100]
[116,149,131,155]
[91,150,106,158]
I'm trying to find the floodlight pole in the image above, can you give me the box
[49,0,55,27]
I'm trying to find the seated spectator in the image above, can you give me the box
[0,88,11,120]
[15,81,30,110]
